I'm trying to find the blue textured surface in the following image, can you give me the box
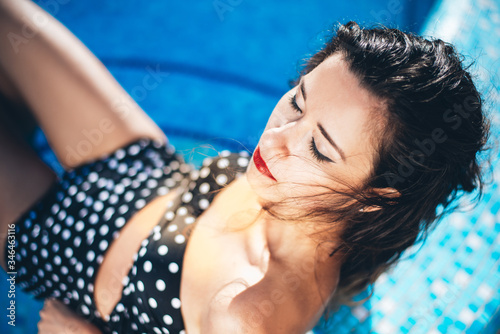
[4,0,500,333]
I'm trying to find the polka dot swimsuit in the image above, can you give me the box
[8,138,250,333]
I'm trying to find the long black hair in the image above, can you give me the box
[281,21,491,308]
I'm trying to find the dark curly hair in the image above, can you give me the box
[283,21,491,309]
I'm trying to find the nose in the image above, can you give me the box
[259,120,309,157]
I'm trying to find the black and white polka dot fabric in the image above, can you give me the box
[8,137,250,333]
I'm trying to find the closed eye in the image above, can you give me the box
[310,138,334,163]
[289,94,302,114]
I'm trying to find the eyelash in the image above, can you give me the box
[310,138,333,163]
[289,94,333,163]
[289,94,302,114]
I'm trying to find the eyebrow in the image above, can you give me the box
[300,79,346,161]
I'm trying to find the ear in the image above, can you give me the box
[360,187,400,212]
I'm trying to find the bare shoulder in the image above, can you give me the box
[201,221,341,334]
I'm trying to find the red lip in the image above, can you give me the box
[253,147,277,181]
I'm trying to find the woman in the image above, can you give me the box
[0,0,490,333]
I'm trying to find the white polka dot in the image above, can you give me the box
[84,294,92,305]
[45,217,54,228]
[115,217,126,228]
[86,229,96,241]
[117,164,127,175]
[32,255,38,265]
[217,158,229,169]
[153,233,161,241]
[31,225,40,238]
[237,157,249,167]
[119,204,128,214]
[216,174,228,185]
[128,144,140,155]
[199,182,210,194]
[97,178,107,188]
[167,224,178,232]
[181,191,193,204]
[76,192,86,202]
[87,251,95,262]
[103,207,115,221]
[154,328,162,334]
[75,262,83,273]
[61,266,69,275]
[62,197,72,208]
[99,240,108,251]
[89,213,99,225]
[114,184,125,195]
[75,221,84,231]
[202,157,213,166]
[124,191,135,202]
[51,204,60,214]
[163,314,173,325]
[64,248,73,258]
[93,201,104,212]
[165,211,175,220]
[200,167,210,178]
[77,278,85,289]
[116,303,125,312]
[148,298,158,308]
[88,172,98,183]
[175,234,185,244]
[99,225,109,236]
[199,199,209,209]
[157,245,168,256]
[156,279,166,291]
[177,207,187,216]
[82,181,91,191]
[185,217,195,224]
[74,236,82,247]
[41,248,48,258]
[143,261,152,272]
[68,185,77,196]
[135,199,146,209]
[65,216,75,226]
[62,229,71,240]
[98,190,110,201]
[169,262,179,274]
[52,224,61,235]
[171,298,181,309]
[109,194,119,204]
[81,305,90,315]
[137,280,145,292]
[79,208,88,218]
[86,267,94,277]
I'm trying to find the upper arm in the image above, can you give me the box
[202,258,339,334]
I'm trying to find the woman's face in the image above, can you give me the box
[246,53,385,204]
